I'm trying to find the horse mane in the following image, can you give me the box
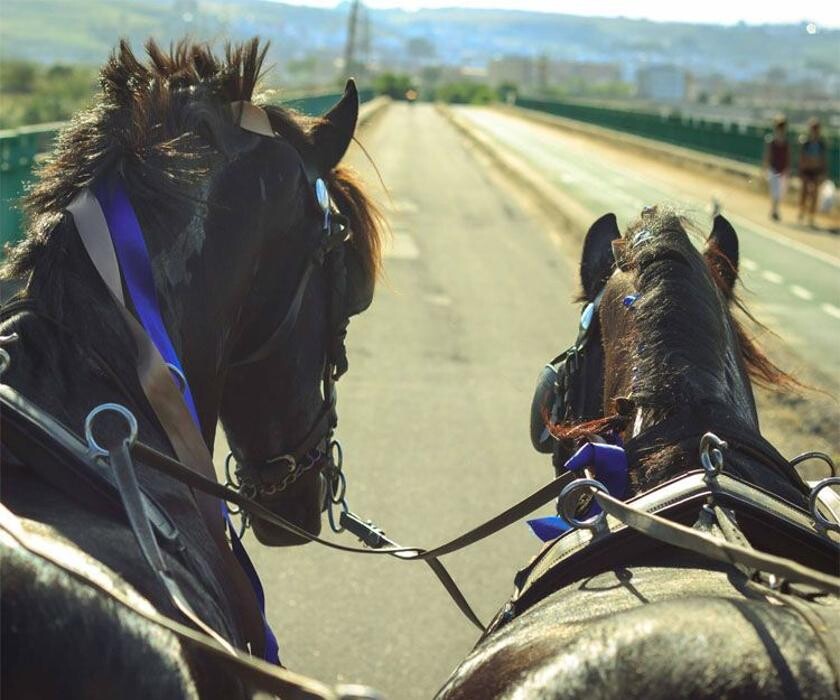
[2,36,382,287]
[624,211,795,405]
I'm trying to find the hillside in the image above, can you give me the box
[1,1,837,86]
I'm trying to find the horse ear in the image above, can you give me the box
[705,214,739,294]
[580,213,620,300]
[309,79,359,174]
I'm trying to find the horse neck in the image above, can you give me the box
[630,252,759,436]
[23,203,233,448]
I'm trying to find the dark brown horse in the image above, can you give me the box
[440,209,839,699]
[1,39,382,698]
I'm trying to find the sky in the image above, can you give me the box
[276,0,840,27]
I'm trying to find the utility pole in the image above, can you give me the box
[343,0,360,78]
[360,5,371,80]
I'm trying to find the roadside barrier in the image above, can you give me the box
[514,96,839,184]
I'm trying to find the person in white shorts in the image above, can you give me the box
[763,116,790,222]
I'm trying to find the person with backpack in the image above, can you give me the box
[798,117,828,226]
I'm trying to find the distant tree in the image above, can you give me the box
[435,82,497,105]
[374,72,414,100]
[720,91,735,105]
[497,81,518,102]
[1,60,38,93]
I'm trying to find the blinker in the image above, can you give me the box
[315,178,330,213]
[580,302,595,331]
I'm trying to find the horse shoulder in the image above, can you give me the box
[439,566,840,699]
[1,513,199,699]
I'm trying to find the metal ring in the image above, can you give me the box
[165,363,187,394]
[85,403,139,457]
[330,439,344,471]
[559,478,609,530]
[791,451,837,478]
[808,476,840,533]
[330,468,347,506]
[699,432,728,477]
[224,452,240,487]
[0,348,9,376]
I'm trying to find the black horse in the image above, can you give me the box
[1,39,382,698]
[439,209,839,698]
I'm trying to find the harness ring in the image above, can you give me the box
[808,476,840,533]
[165,363,188,394]
[559,478,609,531]
[85,403,139,457]
[699,432,728,477]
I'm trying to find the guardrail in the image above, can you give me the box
[514,96,840,184]
[0,89,374,253]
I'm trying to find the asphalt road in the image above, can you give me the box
[455,106,840,385]
[214,102,585,698]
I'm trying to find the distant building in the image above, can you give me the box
[488,55,535,87]
[637,65,687,102]
[548,61,622,85]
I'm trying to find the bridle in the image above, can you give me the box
[222,172,353,507]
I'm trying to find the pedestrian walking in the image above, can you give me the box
[797,117,827,227]
[763,115,789,221]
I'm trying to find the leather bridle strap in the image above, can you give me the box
[0,504,338,700]
[66,189,267,655]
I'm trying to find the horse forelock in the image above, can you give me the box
[2,37,293,282]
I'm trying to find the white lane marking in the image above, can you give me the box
[741,257,759,272]
[790,285,814,301]
[725,212,840,271]
[425,294,452,307]
[761,270,784,284]
[388,199,418,214]
[821,303,840,320]
[384,232,420,260]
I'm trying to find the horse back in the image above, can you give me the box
[1,508,200,699]
[438,561,840,699]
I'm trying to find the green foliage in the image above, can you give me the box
[0,59,99,128]
[374,73,414,100]
[1,61,38,93]
[435,82,497,105]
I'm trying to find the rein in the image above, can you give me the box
[2,370,837,623]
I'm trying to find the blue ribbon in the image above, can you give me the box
[527,440,629,542]
[95,180,280,665]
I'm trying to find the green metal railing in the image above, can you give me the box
[515,96,840,184]
[0,89,374,253]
